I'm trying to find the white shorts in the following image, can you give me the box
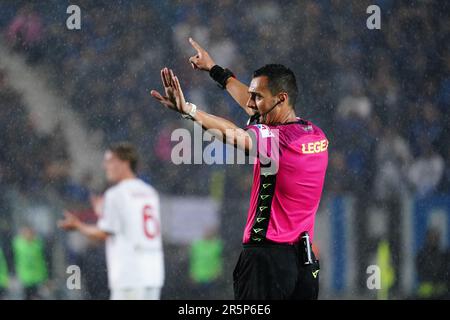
[110,287,161,300]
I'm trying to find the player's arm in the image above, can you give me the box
[151,68,252,152]
[58,211,110,241]
[188,38,253,116]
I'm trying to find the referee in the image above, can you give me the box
[151,39,328,300]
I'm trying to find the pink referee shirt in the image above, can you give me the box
[243,118,328,244]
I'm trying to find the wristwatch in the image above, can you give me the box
[182,102,197,120]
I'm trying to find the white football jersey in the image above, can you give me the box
[97,178,164,289]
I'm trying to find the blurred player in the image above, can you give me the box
[58,142,164,300]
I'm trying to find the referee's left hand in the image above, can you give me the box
[151,67,189,115]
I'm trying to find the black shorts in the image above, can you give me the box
[233,243,320,300]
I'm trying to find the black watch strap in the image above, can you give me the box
[209,65,235,89]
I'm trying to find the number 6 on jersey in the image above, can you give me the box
[142,204,160,239]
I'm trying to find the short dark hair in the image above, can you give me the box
[108,142,139,173]
[253,64,298,107]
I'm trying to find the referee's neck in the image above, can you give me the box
[269,109,297,125]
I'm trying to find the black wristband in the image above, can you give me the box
[209,65,234,89]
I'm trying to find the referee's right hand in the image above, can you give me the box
[188,37,216,72]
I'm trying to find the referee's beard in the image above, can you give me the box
[255,99,283,125]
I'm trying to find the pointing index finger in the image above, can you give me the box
[189,37,203,53]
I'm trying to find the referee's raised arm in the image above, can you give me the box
[150,67,252,152]
[188,38,254,116]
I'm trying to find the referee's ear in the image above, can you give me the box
[277,92,288,105]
